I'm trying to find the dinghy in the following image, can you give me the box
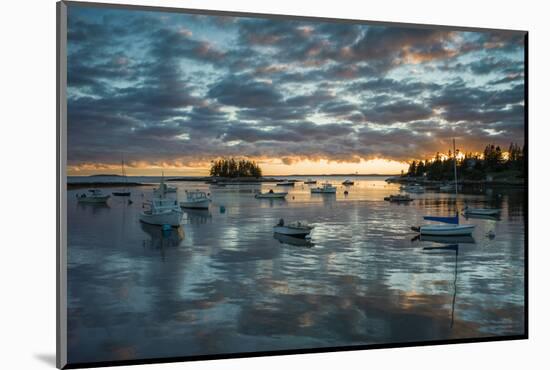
[463,206,500,216]
[255,189,287,199]
[273,218,313,238]
[76,189,110,204]
[274,233,314,247]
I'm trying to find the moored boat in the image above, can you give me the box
[112,158,131,196]
[463,206,500,216]
[304,178,317,184]
[384,194,413,202]
[276,181,295,187]
[180,190,210,209]
[311,182,337,194]
[417,224,475,236]
[414,139,476,237]
[154,182,177,195]
[76,189,110,203]
[342,179,354,185]
[255,189,287,199]
[273,218,314,238]
[140,177,182,226]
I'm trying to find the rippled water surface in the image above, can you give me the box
[67,176,525,364]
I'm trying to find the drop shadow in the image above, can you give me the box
[34,353,56,367]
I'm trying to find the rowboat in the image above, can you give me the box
[255,189,287,199]
[463,206,500,216]
[273,219,313,238]
[418,224,475,236]
[273,233,314,247]
[76,189,110,203]
[180,190,210,209]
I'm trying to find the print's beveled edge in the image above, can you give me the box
[63,334,528,369]
[61,0,528,34]
[57,1,68,369]
[56,1,529,369]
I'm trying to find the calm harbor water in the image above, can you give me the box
[67,176,525,364]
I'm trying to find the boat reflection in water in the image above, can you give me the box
[184,209,212,224]
[273,233,315,247]
[76,201,110,215]
[140,222,184,255]
[413,234,475,244]
[423,244,459,328]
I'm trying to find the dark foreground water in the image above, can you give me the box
[67,176,525,364]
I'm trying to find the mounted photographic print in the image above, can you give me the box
[57,1,528,368]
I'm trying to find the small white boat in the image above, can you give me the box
[404,184,425,193]
[277,181,295,187]
[342,179,354,185]
[255,189,287,199]
[304,179,317,184]
[180,190,210,209]
[311,182,337,194]
[463,206,500,216]
[274,233,314,247]
[419,224,475,236]
[273,219,314,238]
[76,189,110,203]
[140,198,182,226]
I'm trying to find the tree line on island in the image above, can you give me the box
[210,158,263,178]
[405,143,525,181]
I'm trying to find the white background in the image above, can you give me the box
[0,0,547,369]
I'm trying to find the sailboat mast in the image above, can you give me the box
[453,138,458,197]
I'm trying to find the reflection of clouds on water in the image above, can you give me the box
[67,180,525,362]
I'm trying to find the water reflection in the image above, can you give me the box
[184,209,212,224]
[423,244,459,328]
[141,223,184,252]
[66,178,525,364]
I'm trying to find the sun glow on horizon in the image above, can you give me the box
[67,157,409,177]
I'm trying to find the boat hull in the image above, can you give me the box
[464,209,500,216]
[255,192,287,199]
[180,199,210,209]
[273,226,312,237]
[139,210,182,226]
[420,224,475,236]
[77,196,110,203]
[112,191,131,196]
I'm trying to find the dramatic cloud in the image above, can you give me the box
[66,5,526,173]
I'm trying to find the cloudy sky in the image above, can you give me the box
[66,4,525,176]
